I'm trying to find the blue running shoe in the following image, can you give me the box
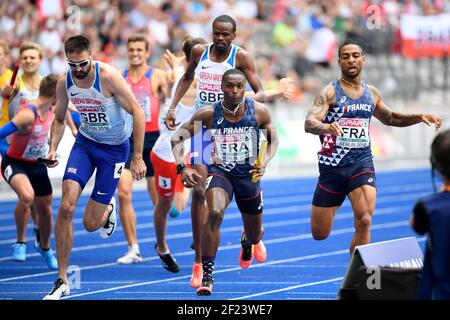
[169,205,181,218]
[36,246,58,270]
[12,243,26,262]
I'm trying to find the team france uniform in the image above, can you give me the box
[122,67,161,176]
[64,61,132,204]
[1,104,53,196]
[151,102,195,198]
[0,68,13,156]
[190,43,239,165]
[313,80,376,207]
[206,97,263,215]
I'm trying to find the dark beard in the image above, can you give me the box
[73,67,91,80]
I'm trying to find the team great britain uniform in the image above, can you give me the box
[122,68,161,176]
[64,61,132,204]
[313,80,376,207]
[1,104,53,196]
[206,98,263,215]
[190,43,239,165]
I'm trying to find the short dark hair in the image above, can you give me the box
[213,15,236,32]
[431,129,450,179]
[181,36,207,62]
[39,74,58,97]
[65,35,91,55]
[127,33,150,51]
[338,39,363,58]
[222,69,246,83]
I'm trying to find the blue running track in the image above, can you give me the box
[0,168,432,300]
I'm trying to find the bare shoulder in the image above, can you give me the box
[194,106,214,120]
[254,100,271,115]
[56,75,67,88]
[56,75,68,98]
[321,82,336,105]
[254,100,272,124]
[235,47,254,65]
[191,44,208,62]
[367,84,381,102]
[98,61,120,79]
[98,61,126,94]
[152,67,166,78]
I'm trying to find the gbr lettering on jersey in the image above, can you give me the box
[66,61,132,145]
[73,98,111,132]
[195,44,239,110]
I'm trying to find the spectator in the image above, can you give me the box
[411,129,450,300]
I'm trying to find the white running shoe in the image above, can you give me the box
[43,278,70,300]
[100,197,117,239]
[117,248,143,264]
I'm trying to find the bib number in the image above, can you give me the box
[80,109,111,132]
[114,162,125,179]
[336,118,370,148]
[158,176,171,189]
[139,96,151,122]
[23,143,48,160]
[214,133,253,163]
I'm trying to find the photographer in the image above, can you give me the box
[411,129,450,300]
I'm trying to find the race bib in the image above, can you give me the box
[136,94,151,122]
[22,142,48,159]
[336,118,370,148]
[79,106,112,132]
[158,176,171,190]
[213,133,253,163]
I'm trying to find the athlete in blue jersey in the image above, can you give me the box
[411,129,450,300]
[171,69,279,296]
[43,35,146,300]
[305,40,442,254]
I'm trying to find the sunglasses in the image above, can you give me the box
[67,58,90,68]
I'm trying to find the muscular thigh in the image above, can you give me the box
[92,142,129,205]
[348,185,376,217]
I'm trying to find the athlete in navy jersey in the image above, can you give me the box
[163,15,266,287]
[171,69,278,296]
[163,15,293,288]
[411,129,450,300]
[305,40,442,254]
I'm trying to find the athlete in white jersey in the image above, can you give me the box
[149,36,206,284]
[164,16,266,279]
[43,35,146,300]
[193,42,239,111]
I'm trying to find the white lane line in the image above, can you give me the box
[230,236,427,300]
[229,277,344,300]
[63,249,350,299]
[0,182,429,231]
[0,224,424,300]
[62,221,415,299]
[0,219,411,282]
[0,205,411,261]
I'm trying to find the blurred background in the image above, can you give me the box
[1,0,450,194]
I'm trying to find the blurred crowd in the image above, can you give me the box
[0,0,449,101]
